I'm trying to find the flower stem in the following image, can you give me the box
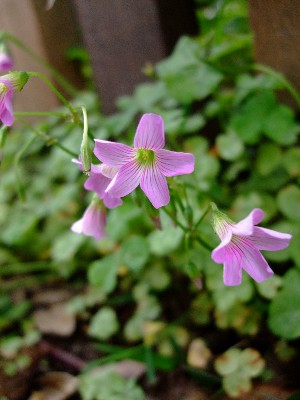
[3,31,78,97]
[14,111,70,118]
[194,204,211,229]
[13,135,36,201]
[16,117,77,157]
[253,63,300,108]
[193,235,214,251]
[162,207,188,233]
[27,71,77,119]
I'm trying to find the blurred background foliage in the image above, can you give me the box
[0,0,300,398]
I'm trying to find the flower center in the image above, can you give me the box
[0,82,9,96]
[211,204,234,240]
[136,148,156,166]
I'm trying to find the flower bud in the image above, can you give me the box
[1,71,30,93]
[80,133,92,174]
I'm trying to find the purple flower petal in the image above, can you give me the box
[134,113,165,150]
[84,174,111,198]
[211,231,233,263]
[99,164,118,179]
[103,193,123,209]
[238,238,274,283]
[94,139,135,168]
[224,260,242,286]
[251,226,292,251]
[0,52,13,72]
[0,88,13,126]
[71,203,106,240]
[106,160,143,198]
[140,165,169,208]
[232,208,264,236]
[156,149,195,177]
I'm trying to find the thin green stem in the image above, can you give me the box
[28,71,77,119]
[17,117,77,157]
[254,63,300,108]
[162,207,188,233]
[13,135,36,201]
[81,106,89,138]
[194,204,211,229]
[15,111,70,118]
[3,31,77,97]
[80,105,92,173]
[194,234,214,252]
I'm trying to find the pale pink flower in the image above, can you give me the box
[211,204,292,286]
[0,51,13,73]
[71,198,106,240]
[94,113,195,209]
[0,71,29,126]
[72,159,122,209]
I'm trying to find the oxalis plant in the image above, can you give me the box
[0,1,299,399]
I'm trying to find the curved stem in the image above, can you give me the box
[15,111,70,118]
[17,117,77,157]
[4,31,78,97]
[14,135,36,201]
[28,71,77,119]
[194,204,211,229]
[253,63,300,108]
[194,234,214,252]
[162,207,188,233]
[80,105,92,173]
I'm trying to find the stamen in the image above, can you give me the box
[136,148,156,166]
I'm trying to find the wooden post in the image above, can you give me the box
[0,0,81,115]
[249,0,300,106]
[73,0,198,114]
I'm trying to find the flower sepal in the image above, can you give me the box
[1,71,30,92]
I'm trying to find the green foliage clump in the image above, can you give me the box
[0,0,299,398]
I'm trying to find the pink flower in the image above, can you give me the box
[0,79,13,126]
[94,113,195,209]
[211,204,292,286]
[72,159,122,209]
[0,71,29,126]
[71,198,106,240]
[0,51,13,73]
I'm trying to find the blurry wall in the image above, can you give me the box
[0,0,81,114]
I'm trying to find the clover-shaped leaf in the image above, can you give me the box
[215,348,265,398]
[88,307,119,340]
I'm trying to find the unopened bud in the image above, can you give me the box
[80,105,92,174]
[1,71,30,92]
[80,135,92,174]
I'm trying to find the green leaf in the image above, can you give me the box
[79,369,144,400]
[283,147,300,177]
[240,348,265,377]
[263,105,300,145]
[256,275,282,300]
[235,73,283,105]
[156,36,222,104]
[256,143,282,176]
[269,269,300,339]
[230,91,277,144]
[88,307,119,340]
[148,226,183,257]
[223,372,251,398]
[88,255,120,294]
[120,236,150,272]
[277,185,300,222]
[51,231,85,263]
[232,192,277,222]
[215,348,241,376]
[216,131,244,160]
